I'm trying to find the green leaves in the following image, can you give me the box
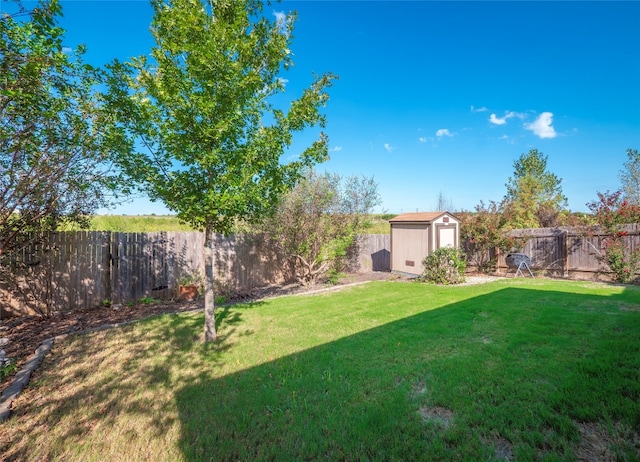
[260,171,381,285]
[418,247,467,285]
[586,189,640,283]
[504,149,568,228]
[1,0,131,256]
[620,148,640,205]
[113,0,336,235]
[105,0,336,340]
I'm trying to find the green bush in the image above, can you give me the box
[325,269,345,285]
[0,359,17,381]
[476,257,497,274]
[419,247,467,285]
[602,239,640,284]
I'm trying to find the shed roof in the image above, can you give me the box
[389,211,458,223]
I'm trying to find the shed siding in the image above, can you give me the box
[391,224,429,274]
[390,211,460,276]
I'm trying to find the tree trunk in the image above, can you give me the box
[203,227,216,342]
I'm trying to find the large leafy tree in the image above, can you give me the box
[109,0,335,341]
[261,171,380,285]
[620,148,640,205]
[504,148,568,228]
[0,0,128,260]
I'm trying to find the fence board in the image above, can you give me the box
[212,233,286,292]
[0,231,110,316]
[350,234,390,273]
[5,224,635,317]
[485,225,640,279]
[566,234,603,272]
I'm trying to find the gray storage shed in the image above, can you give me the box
[389,211,461,275]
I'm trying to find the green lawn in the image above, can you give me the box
[1,279,639,461]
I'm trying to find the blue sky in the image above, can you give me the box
[12,0,640,214]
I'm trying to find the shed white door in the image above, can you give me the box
[438,227,456,248]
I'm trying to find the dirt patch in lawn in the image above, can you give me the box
[576,421,640,461]
[417,406,455,429]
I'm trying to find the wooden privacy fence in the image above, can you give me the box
[0,232,391,317]
[488,224,640,279]
[5,224,635,317]
[109,232,288,305]
[1,232,111,317]
[350,234,391,273]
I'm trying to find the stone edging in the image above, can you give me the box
[0,280,374,423]
[0,337,54,423]
[0,319,143,424]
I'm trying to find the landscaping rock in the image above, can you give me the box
[0,338,54,423]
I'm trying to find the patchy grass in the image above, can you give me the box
[1,279,639,461]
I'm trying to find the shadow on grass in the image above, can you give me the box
[1,300,263,461]
[1,284,638,461]
[175,286,640,461]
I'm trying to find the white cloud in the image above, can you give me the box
[277,77,289,87]
[524,112,557,139]
[488,111,525,126]
[273,11,288,33]
[471,105,488,113]
[384,143,395,153]
[489,114,508,125]
[273,11,286,24]
[436,128,453,137]
[329,146,343,152]
[497,134,516,144]
[418,137,427,143]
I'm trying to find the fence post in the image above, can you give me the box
[110,232,120,306]
[102,232,112,305]
[562,230,569,278]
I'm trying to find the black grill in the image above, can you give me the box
[505,253,531,268]
[505,252,534,277]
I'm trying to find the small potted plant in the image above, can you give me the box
[177,271,204,301]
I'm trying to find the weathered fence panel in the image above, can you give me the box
[350,234,390,273]
[0,231,111,316]
[566,233,605,273]
[110,232,205,304]
[488,224,640,279]
[1,231,389,316]
[109,232,280,303]
[8,223,635,317]
[212,233,286,293]
[504,228,566,276]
